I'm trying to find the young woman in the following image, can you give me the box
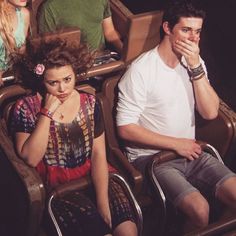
[0,0,30,86]
[11,38,138,236]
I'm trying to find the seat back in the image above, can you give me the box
[122,10,163,64]
[99,75,146,200]
[0,83,96,236]
[0,84,45,236]
[99,72,236,198]
[110,0,163,64]
[29,27,81,47]
[196,100,236,167]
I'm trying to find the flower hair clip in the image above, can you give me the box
[34,64,45,75]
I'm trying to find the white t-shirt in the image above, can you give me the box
[117,46,207,162]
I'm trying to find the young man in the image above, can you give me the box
[116,0,236,230]
[38,0,123,52]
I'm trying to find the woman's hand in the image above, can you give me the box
[44,93,61,113]
[97,201,112,229]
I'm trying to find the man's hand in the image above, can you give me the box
[174,38,200,68]
[173,138,202,161]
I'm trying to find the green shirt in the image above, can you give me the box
[38,0,111,50]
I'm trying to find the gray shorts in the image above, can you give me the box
[153,152,236,207]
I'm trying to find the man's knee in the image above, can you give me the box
[178,191,209,227]
[217,176,236,208]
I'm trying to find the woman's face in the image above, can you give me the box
[43,65,76,103]
[7,0,28,7]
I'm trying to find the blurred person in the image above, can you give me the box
[0,0,29,86]
[38,0,123,53]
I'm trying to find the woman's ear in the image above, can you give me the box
[162,21,171,35]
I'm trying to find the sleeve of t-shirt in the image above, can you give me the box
[116,64,147,126]
[38,3,57,33]
[11,98,36,134]
[103,0,112,19]
[94,99,105,138]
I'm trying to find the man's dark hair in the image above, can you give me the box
[160,0,206,39]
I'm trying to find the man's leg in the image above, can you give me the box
[216,176,236,213]
[153,159,210,230]
[178,191,209,230]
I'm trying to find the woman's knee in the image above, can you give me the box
[113,220,138,236]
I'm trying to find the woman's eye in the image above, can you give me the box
[48,81,58,86]
[64,77,71,83]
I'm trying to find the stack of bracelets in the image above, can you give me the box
[40,107,53,119]
[189,63,205,81]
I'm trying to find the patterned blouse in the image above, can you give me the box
[11,91,106,188]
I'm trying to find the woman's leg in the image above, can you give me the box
[113,220,137,236]
[108,177,138,236]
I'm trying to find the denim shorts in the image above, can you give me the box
[153,152,236,207]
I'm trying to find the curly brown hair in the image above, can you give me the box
[14,37,95,92]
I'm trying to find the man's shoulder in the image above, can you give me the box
[130,47,158,68]
[40,0,63,10]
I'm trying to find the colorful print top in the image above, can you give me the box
[11,91,104,188]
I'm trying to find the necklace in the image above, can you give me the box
[59,113,64,120]
[54,111,64,120]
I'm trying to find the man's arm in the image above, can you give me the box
[175,39,219,120]
[102,16,123,53]
[118,124,201,161]
[192,75,219,120]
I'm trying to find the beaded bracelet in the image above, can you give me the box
[191,71,205,81]
[40,108,53,119]
[189,63,204,78]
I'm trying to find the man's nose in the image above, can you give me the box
[189,32,199,42]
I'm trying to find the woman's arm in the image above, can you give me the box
[15,94,61,167]
[91,132,111,228]
[15,115,51,167]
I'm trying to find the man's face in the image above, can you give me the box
[169,17,203,46]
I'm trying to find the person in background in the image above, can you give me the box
[11,38,137,236]
[0,0,30,86]
[38,0,123,53]
[116,0,236,232]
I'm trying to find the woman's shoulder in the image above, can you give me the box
[15,93,40,110]
[78,91,97,109]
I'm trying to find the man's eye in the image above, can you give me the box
[182,28,189,33]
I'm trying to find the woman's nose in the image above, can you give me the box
[58,82,65,92]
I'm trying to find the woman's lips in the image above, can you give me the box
[57,94,68,99]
